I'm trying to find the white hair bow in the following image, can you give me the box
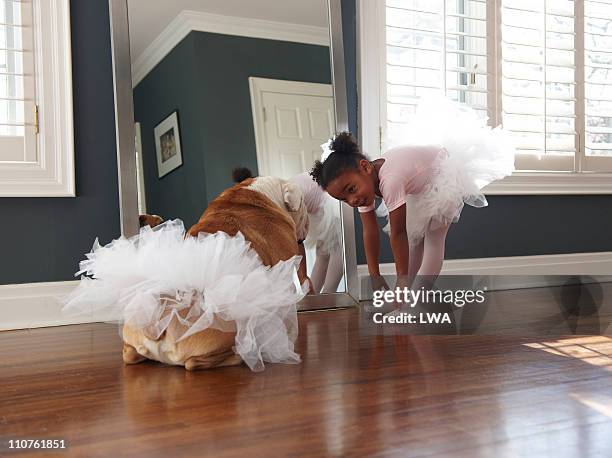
[320,139,333,162]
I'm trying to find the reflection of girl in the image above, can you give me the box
[232,168,343,294]
[310,97,515,299]
[290,172,343,294]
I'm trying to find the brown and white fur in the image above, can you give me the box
[138,214,164,228]
[122,177,308,370]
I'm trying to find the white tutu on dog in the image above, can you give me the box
[63,220,307,371]
[304,193,342,255]
[381,96,516,244]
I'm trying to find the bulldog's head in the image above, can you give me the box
[245,176,309,242]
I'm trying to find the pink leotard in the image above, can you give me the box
[358,145,445,213]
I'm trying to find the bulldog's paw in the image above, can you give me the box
[122,343,147,364]
[184,351,242,371]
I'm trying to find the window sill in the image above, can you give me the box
[483,172,612,195]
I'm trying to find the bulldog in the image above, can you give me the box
[121,176,309,370]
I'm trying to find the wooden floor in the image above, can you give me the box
[2,296,612,456]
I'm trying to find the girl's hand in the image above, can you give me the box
[378,275,413,316]
[370,274,390,292]
[394,274,412,292]
[306,277,316,295]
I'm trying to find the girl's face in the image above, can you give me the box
[325,160,376,208]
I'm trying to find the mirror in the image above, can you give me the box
[120,0,354,301]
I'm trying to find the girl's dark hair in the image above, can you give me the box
[310,131,368,188]
[232,166,254,183]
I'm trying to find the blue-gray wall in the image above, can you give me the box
[0,0,121,285]
[134,31,331,228]
[133,34,206,228]
[340,0,612,264]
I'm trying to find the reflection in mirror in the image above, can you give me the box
[128,0,345,294]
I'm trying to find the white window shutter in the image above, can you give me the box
[500,0,576,171]
[583,0,612,171]
[383,0,489,150]
[0,0,37,163]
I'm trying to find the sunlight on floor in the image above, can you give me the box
[524,336,612,370]
[525,337,612,418]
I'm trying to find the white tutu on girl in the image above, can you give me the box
[304,193,342,254]
[382,95,516,245]
[62,220,307,371]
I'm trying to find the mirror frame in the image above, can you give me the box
[107,0,359,304]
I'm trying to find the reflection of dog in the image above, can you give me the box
[139,214,164,228]
[122,177,308,370]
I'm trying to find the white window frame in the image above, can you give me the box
[358,0,612,194]
[0,0,74,197]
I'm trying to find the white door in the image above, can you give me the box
[250,77,335,178]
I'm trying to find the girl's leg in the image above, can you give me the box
[321,243,344,293]
[309,243,330,293]
[412,223,450,291]
[411,223,456,333]
[386,224,451,317]
[407,238,425,288]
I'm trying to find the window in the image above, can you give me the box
[0,0,74,197]
[0,0,36,162]
[501,0,576,171]
[584,0,612,171]
[384,0,488,148]
[359,0,612,193]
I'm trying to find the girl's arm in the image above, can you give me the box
[388,204,409,276]
[360,210,389,291]
[359,210,382,277]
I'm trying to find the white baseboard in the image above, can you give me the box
[359,252,612,300]
[0,280,118,331]
[3,251,612,331]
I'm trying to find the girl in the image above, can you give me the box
[290,172,344,294]
[310,97,515,302]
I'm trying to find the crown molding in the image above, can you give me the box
[132,10,330,87]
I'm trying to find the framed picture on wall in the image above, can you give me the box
[154,110,183,178]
